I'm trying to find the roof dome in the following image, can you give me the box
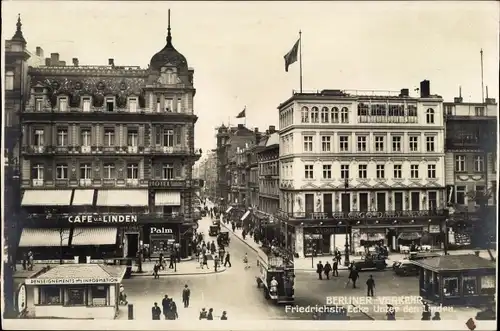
[149,10,187,72]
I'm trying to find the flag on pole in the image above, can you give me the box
[236,107,246,118]
[284,39,300,72]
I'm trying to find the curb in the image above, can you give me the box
[131,268,227,277]
[220,222,260,255]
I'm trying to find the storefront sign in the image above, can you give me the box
[150,226,174,234]
[332,210,442,219]
[304,227,338,235]
[149,180,186,188]
[67,214,137,223]
[16,284,27,315]
[25,277,119,285]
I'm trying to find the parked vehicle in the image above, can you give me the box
[209,225,219,237]
[393,261,419,276]
[352,253,387,271]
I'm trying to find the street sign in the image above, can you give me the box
[16,284,27,315]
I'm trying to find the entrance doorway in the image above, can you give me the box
[126,233,139,258]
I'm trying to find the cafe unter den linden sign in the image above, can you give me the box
[67,214,138,223]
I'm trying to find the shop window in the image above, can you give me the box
[462,276,477,295]
[39,286,61,305]
[443,277,459,297]
[90,285,108,306]
[66,287,86,305]
[480,275,496,295]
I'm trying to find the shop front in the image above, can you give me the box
[301,226,347,257]
[142,224,179,258]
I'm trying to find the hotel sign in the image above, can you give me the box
[67,214,138,223]
[149,180,186,188]
[25,277,120,285]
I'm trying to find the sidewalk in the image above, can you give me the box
[133,258,226,277]
[13,264,47,279]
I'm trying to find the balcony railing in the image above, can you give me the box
[357,115,419,124]
[23,105,194,115]
[152,146,190,154]
[277,209,447,220]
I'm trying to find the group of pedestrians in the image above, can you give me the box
[315,259,377,296]
[151,285,192,320]
[199,308,228,320]
[194,236,231,270]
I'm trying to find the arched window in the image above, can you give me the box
[311,107,319,123]
[341,107,349,123]
[301,106,309,123]
[5,71,14,90]
[331,107,339,123]
[426,108,435,124]
[321,107,329,123]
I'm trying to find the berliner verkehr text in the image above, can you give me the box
[326,296,424,305]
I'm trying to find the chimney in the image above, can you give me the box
[399,89,409,97]
[50,53,59,66]
[72,58,79,66]
[265,130,270,135]
[36,46,44,58]
[254,127,259,133]
[237,124,244,129]
[454,86,463,103]
[108,58,114,66]
[45,58,51,66]
[268,125,276,133]
[420,80,430,98]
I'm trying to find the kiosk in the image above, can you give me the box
[413,254,496,307]
[25,264,126,319]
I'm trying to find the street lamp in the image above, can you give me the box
[343,178,350,267]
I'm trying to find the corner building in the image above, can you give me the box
[277,82,447,258]
[18,18,200,262]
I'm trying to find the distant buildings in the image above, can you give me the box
[195,150,217,199]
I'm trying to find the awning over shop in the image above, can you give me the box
[398,232,422,241]
[21,190,72,206]
[241,210,251,221]
[71,227,118,246]
[225,207,233,214]
[19,228,70,247]
[155,191,181,206]
[72,189,95,206]
[97,189,148,207]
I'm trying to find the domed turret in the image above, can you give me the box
[150,10,188,72]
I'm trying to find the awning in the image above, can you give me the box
[398,232,421,241]
[21,190,72,206]
[72,189,95,206]
[19,228,70,247]
[155,191,181,206]
[71,227,118,246]
[225,207,233,213]
[97,189,148,207]
[241,210,251,221]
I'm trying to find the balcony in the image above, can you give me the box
[22,146,46,154]
[32,179,44,187]
[79,179,92,187]
[81,146,91,153]
[357,115,418,124]
[127,146,138,153]
[126,179,139,186]
[152,146,190,155]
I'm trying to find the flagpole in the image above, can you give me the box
[299,30,303,93]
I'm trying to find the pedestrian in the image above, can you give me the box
[27,251,34,271]
[432,312,441,320]
[219,248,225,264]
[224,252,231,267]
[316,261,324,280]
[231,222,236,232]
[151,302,161,320]
[167,300,178,320]
[242,229,247,240]
[214,255,219,272]
[366,275,375,296]
[182,284,191,308]
[169,254,175,269]
[421,301,431,320]
[210,241,216,254]
[22,252,27,270]
[202,254,209,269]
[159,253,165,270]
[161,295,170,319]
[336,250,342,265]
[221,311,228,320]
[207,308,214,320]
[153,263,160,279]
[323,261,332,280]
[243,253,250,269]
[332,259,339,277]
[199,308,208,320]
[348,267,359,289]
[386,304,396,320]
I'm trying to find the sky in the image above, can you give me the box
[3,1,499,156]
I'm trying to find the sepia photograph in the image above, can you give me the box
[1,1,498,330]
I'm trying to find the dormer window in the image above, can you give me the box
[5,71,14,90]
[35,98,44,112]
[59,97,68,112]
[105,97,115,112]
[128,97,138,113]
[82,97,91,112]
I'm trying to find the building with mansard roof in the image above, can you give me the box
[16,11,201,262]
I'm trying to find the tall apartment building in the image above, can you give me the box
[18,14,200,261]
[276,81,448,258]
[444,92,497,248]
[257,129,280,216]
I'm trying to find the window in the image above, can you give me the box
[127,129,138,147]
[162,164,174,179]
[480,275,496,295]
[340,165,349,179]
[410,164,419,179]
[32,163,44,180]
[165,98,173,112]
[475,107,485,117]
[376,165,385,179]
[331,107,339,123]
[40,286,61,305]
[304,165,314,179]
[57,129,68,146]
[358,164,367,179]
[103,163,115,179]
[426,136,435,152]
[357,136,367,152]
[163,129,174,147]
[339,136,349,152]
[106,98,114,112]
[456,186,466,205]
[127,163,139,179]
[80,163,92,179]
[322,164,332,179]
[474,185,485,206]
[177,98,182,113]
[156,97,161,112]
[474,155,484,172]
[303,136,313,152]
[428,191,437,210]
[56,164,68,180]
[455,155,466,172]
[340,107,349,123]
[59,97,68,112]
[375,136,385,152]
[82,98,91,112]
[35,98,44,111]
[81,129,91,146]
[34,129,44,146]
[311,107,319,123]
[321,136,331,152]
[301,107,309,123]
[459,276,477,295]
[321,107,329,123]
[129,98,138,113]
[426,108,435,124]
[427,164,436,179]
[393,164,402,179]
[67,288,85,305]
[443,277,459,297]
[90,286,107,306]
[104,129,115,147]
[392,136,401,152]
[409,136,418,152]
[5,71,14,90]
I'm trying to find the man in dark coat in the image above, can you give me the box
[167,300,178,320]
[151,302,161,320]
[323,261,332,280]
[366,275,375,296]
[316,261,324,280]
[161,295,170,319]
[348,267,359,288]
[182,284,191,308]
[224,252,231,267]
[332,260,339,277]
